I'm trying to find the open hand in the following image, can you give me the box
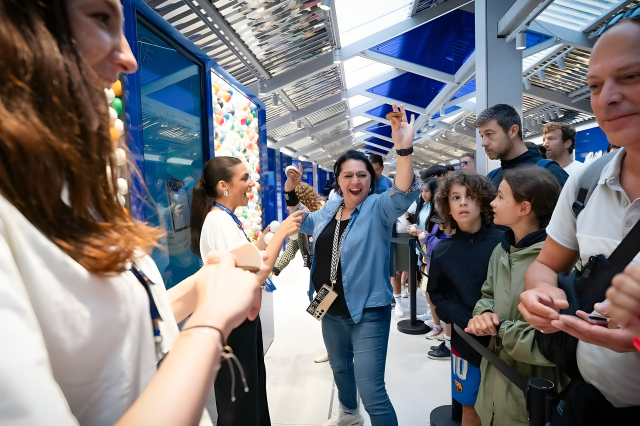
[389,103,415,150]
[466,312,500,336]
[277,211,304,238]
[284,163,302,192]
[551,310,636,353]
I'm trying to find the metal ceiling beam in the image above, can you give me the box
[352,120,379,134]
[522,37,560,57]
[443,91,477,109]
[523,102,554,117]
[528,21,595,52]
[353,90,425,117]
[181,0,269,80]
[247,0,473,95]
[359,50,456,84]
[524,85,593,115]
[343,69,406,98]
[267,93,343,132]
[362,131,394,144]
[497,0,554,41]
[582,0,636,33]
[409,0,421,17]
[269,115,349,149]
[350,100,385,120]
[294,130,353,156]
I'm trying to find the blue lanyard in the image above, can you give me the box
[213,201,251,242]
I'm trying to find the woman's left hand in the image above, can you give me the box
[256,225,270,250]
[389,103,415,150]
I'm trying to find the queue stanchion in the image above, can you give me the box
[430,324,557,426]
[395,237,429,335]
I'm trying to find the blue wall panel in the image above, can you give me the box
[370,9,475,75]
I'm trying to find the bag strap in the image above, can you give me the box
[571,153,616,217]
[609,219,640,272]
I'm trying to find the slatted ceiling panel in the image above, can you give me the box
[213,0,332,77]
[523,95,547,112]
[267,122,299,141]
[528,49,591,96]
[416,0,450,14]
[285,67,343,109]
[258,95,290,122]
[587,0,640,34]
[441,131,475,148]
[306,103,347,126]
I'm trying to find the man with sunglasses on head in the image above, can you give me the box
[519,5,640,424]
[460,152,476,173]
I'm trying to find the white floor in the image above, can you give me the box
[266,253,451,426]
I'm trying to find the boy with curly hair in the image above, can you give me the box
[427,171,503,426]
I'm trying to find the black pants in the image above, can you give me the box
[214,316,270,426]
[552,379,640,426]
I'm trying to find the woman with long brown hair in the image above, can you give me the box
[0,0,267,425]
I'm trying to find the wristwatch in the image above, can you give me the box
[395,147,414,157]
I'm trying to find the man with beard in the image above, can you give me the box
[476,104,568,189]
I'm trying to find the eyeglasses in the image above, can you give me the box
[595,3,640,37]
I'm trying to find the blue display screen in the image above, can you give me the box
[136,20,205,289]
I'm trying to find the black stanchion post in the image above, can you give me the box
[396,237,429,335]
[526,378,556,426]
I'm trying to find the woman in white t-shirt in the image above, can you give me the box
[0,1,272,425]
[190,156,302,425]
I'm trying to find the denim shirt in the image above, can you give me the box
[299,173,423,324]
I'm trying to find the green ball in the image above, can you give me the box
[231,124,235,131]
[238,131,244,138]
[111,98,123,115]
[242,212,247,219]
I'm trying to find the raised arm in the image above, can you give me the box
[284,163,303,214]
[389,103,415,193]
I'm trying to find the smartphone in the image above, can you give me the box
[588,311,610,327]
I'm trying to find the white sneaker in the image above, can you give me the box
[323,407,365,426]
[424,319,435,328]
[425,327,443,340]
[394,301,405,318]
[401,289,408,298]
[437,333,446,341]
[314,352,329,363]
[417,312,432,321]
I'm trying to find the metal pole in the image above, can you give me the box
[526,378,556,426]
[409,238,418,326]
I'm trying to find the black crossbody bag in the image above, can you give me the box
[536,152,640,380]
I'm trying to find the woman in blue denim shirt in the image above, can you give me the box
[283,105,423,426]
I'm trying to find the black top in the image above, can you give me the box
[488,146,569,189]
[312,217,351,317]
[427,225,504,366]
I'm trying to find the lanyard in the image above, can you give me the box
[130,266,166,365]
[213,201,251,243]
[330,204,348,287]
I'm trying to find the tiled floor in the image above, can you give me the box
[265,253,451,426]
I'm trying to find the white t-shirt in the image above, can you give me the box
[0,195,159,426]
[546,147,640,407]
[563,159,586,176]
[200,210,249,257]
[395,201,417,234]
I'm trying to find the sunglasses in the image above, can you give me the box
[461,161,469,166]
[596,3,640,37]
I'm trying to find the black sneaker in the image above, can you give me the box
[427,342,451,360]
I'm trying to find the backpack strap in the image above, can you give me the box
[571,152,616,218]
[535,159,553,168]
[487,167,500,180]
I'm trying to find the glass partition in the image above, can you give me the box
[136,19,205,289]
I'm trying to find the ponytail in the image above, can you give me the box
[190,156,243,257]
[190,177,212,257]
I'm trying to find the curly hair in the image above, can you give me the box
[434,171,496,231]
[296,182,324,212]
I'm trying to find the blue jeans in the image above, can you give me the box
[322,305,398,426]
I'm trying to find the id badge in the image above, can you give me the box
[263,277,276,292]
[306,284,338,321]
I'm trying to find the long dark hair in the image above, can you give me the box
[0,0,162,274]
[503,167,561,228]
[333,150,377,195]
[434,171,496,231]
[190,156,242,257]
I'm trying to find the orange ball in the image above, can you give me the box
[112,80,123,97]
[110,126,120,142]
